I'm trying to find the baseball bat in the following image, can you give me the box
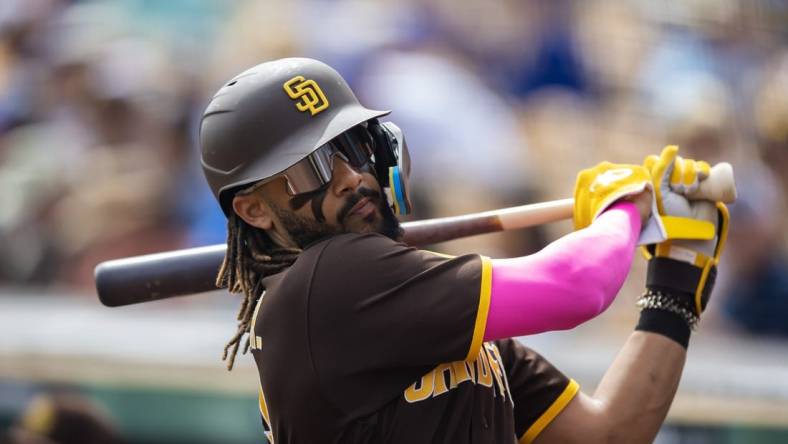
[95,163,736,307]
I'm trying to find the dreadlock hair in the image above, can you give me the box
[216,210,301,370]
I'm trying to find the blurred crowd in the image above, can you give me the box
[0,0,786,336]
[2,390,123,444]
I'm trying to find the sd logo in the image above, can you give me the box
[589,168,633,192]
[283,76,329,116]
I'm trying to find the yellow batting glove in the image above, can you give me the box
[573,162,653,230]
[639,145,732,318]
[636,200,729,347]
[644,147,711,196]
[643,200,730,318]
[643,145,716,241]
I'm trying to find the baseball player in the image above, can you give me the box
[199,58,728,443]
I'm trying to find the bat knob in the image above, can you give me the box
[687,162,737,204]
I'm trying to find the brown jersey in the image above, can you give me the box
[249,233,578,443]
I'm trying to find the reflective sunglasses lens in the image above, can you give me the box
[329,127,374,168]
[282,151,332,195]
[281,126,375,195]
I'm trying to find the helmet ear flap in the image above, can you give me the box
[368,120,412,215]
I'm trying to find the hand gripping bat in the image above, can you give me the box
[95,163,736,307]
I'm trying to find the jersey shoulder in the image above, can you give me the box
[310,232,437,276]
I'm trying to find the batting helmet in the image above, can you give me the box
[200,57,411,216]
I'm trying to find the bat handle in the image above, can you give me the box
[686,162,737,203]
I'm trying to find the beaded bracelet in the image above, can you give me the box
[636,289,700,331]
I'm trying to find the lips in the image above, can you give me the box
[348,197,374,218]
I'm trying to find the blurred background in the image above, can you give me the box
[0,0,787,443]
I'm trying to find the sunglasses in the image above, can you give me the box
[240,125,376,196]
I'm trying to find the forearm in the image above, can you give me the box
[534,148,723,443]
[534,330,687,444]
[484,201,641,340]
[591,331,685,443]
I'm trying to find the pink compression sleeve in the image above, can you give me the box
[483,201,641,341]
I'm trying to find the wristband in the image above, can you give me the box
[635,290,694,349]
[637,290,699,330]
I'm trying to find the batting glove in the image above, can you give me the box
[636,199,728,347]
[573,161,664,245]
[643,145,717,242]
[636,147,730,344]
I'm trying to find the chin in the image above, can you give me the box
[345,214,381,234]
[342,202,401,241]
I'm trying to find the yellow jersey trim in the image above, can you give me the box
[252,297,272,442]
[249,291,265,350]
[250,292,264,336]
[466,255,492,361]
[258,385,275,443]
[519,379,580,444]
[424,250,456,259]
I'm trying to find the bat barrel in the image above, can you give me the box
[93,198,576,306]
[95,244,227,306]
[401,214,503,246]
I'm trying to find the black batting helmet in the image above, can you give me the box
[200,58,391,215]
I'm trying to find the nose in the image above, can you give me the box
[330,157,364,196]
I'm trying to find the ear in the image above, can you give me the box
[232,193,274,230]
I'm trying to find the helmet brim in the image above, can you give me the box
[217,105,391,213]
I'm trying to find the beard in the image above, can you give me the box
[270,187,403,249]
